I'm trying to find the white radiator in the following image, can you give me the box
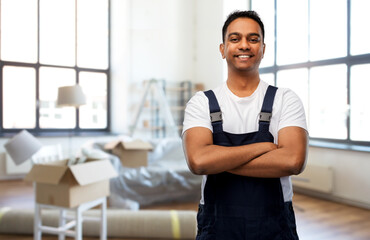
[292,164,334,193]
[5,153,32,175]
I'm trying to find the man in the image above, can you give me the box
[182,10,308,240]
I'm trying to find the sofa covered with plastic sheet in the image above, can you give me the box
[83,137,202,209]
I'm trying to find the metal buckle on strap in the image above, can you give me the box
[259,112,272,122]
[210,112,222,123]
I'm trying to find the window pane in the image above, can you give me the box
[39,67,76,128]
[276,0,308,65]
[3,66,36,128]
[309,64,348,139]
[277,68,309,123]
[79,72,107,128]
[310,0,347,61]
[251,0,275,67]
[351,0,370,55]
[260,73,275,86]
[39,0,75,66]
[0,0,37,63]
[77,0,109,69]
[350,64,370,141]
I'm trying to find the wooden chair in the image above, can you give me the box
[31,144,107,240]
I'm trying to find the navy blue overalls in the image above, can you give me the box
[196,86,299,240]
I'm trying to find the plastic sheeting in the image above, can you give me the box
[86,137,202,210]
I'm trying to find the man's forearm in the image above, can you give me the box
[228,127,308,178]
[184,138,277,175]
[228,148,301,178]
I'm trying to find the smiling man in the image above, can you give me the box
[182,10,308,240]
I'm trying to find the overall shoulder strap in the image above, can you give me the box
[204,90,223,133]
[259,85,278,132]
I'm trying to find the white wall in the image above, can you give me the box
[130,0,196,84]
[194,0,224,89]
[110,0,131,134]
[306,147,370,209]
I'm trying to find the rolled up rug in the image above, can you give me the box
[0,207,197,239]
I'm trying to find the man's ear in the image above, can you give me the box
[262,43,266,58]
[219,43,225,59]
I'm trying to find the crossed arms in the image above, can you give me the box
[182,126,308,178]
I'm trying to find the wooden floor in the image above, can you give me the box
[1,180,370,240]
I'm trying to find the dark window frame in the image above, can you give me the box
[0,0,111,136]
[251,0,370,150]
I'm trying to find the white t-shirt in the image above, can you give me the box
[182,80,307,203]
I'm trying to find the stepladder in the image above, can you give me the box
[129,79,179,139]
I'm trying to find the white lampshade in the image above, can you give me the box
[57,85,86,107]
[4,130,43,165]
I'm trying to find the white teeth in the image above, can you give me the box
[238,55,250,58]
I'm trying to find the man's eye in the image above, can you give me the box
[230,38,238,42]
[249,38,260,43]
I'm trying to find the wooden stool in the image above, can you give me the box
[34,197,107,240]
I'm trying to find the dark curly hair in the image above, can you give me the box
[222,10,265,43]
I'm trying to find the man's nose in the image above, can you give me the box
[239,38,250,50]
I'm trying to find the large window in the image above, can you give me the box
[0,0,110,134]
[251,0,370,147]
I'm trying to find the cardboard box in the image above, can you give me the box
[24,159,118,208]
[104,140,153,168]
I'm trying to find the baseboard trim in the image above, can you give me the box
[0,175,25,181]
[294,187,370,210]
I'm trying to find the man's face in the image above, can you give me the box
[220,18,265,74]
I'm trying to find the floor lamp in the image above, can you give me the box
[56,84,86,165]
[4,130,43,166]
